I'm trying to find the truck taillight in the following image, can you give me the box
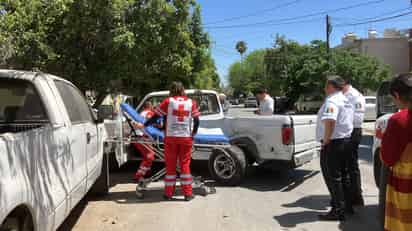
[282,125,293,145]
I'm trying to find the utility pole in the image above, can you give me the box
[326,14,331,55]
[326,15,332,66]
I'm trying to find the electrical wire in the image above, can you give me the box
[205,0,384,29]
[205,0,302,25]
[334,10,412,27]
[332,6,412,25]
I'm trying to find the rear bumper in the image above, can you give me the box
[293,148,320,167]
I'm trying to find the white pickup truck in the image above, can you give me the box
[104,90,319,185]
[0,70,108,231]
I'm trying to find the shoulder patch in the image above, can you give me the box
[325,107,334,113]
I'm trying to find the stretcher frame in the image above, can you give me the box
[118,110,229,199]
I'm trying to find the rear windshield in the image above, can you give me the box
[377,81,397,115]
[0,79,48,124]
[365,98,376,104]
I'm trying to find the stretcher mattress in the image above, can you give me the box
[120,103,230,144]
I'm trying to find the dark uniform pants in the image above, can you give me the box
[349,128,363,202]
[320,138,352,211]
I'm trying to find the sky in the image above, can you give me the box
[196,0,412,85]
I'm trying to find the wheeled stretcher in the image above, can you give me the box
[120,103,230,199]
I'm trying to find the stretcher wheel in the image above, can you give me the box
[197,185,216,197]
[197,186,208,197]
[136,185,145,199]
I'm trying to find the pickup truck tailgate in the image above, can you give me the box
[292,115,319,153]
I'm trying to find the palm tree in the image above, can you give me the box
[235,41,247,61]
[236,41,247,91]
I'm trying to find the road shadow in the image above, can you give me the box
[274,195,381,230]
[282,195,330,211]
[57,199,88,231]
[238,168,320,192]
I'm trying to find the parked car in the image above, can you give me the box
[105,90,320,185]
[228,97,239,105]
[244,96,258,108]
[364,96,377,121]
[0,70,109,231]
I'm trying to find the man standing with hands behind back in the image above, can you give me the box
[317,75,354,221]
[342,77,366,207]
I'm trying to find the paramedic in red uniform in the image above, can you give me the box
[132,101,155,182]
[144,82,200,201]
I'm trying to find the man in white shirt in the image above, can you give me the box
[316,75,354,221]
[255,88,274,115]
[342,78,366,207]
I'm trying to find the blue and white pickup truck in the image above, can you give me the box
[103,90,320,185]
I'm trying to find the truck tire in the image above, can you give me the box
[208,146,246,186]
[373,148,382,188]
[90,153,110,196]
[1,210,33,231]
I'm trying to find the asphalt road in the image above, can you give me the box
[58,107,379,231]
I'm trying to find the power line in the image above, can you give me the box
[332,6,412,24]
[205,0,384,29]
[334,10,412,27]
[204,0,302,25]
[207,17,323,30]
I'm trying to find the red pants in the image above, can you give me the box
[133,143,155,181]
[164,139,193,197]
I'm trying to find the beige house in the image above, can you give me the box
[338,29,411,75]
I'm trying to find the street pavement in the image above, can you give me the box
[58,107,379,231]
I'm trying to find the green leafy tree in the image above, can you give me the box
[0,0,220,98]
[229,36,390,105]
[228,49,266,96]
[189,4,220,90]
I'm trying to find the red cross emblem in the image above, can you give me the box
[172,104,190,122]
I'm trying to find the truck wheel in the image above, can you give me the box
[90,153,110,196]
[1,213,33,231]
[208,146,246,186]
[373,149,382,188]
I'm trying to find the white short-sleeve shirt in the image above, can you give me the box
[259,94,274,115]
[344,86,365,128]
[316,91,354,142]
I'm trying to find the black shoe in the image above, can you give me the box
[352,197,365,207]
[163,195,173,201]
[345,206,355,215]
[184,195,195,201]
[318,209,345,221]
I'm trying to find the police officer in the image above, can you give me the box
[342,78,366,207]
[317,75,354,221]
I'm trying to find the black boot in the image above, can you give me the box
[318,209,345,221]
[163,195,173,201]
[345,206,355,215]
[352,197,364,207]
